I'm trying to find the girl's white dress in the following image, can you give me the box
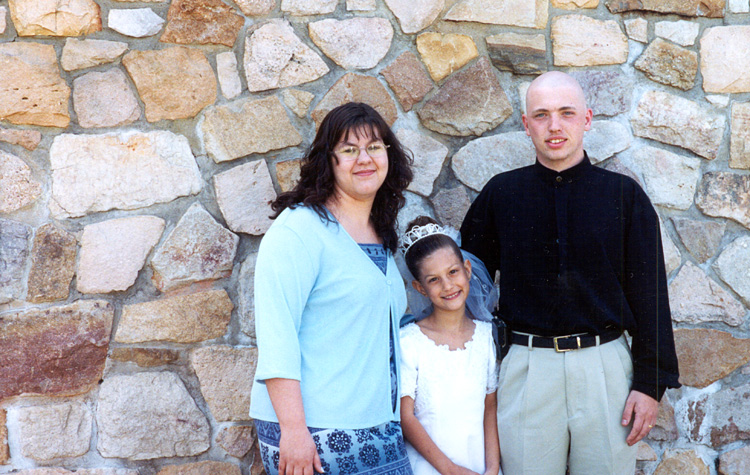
[400,320,499,475]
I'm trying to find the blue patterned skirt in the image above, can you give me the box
[256,420,413,474]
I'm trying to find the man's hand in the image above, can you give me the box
[621,390,659,446]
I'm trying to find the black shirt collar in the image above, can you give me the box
[533,152,592,185]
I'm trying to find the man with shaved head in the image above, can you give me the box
[461,71,680,474]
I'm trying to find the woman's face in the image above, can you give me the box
[330,127,389,205]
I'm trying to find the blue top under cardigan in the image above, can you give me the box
[249,205,408,429]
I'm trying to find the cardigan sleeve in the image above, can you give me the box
[253,224,317,383]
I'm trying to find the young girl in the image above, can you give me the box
[399,216,501,475]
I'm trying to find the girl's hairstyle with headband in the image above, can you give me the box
[402,216,463,281]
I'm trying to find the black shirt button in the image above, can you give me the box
[556,176,563,183]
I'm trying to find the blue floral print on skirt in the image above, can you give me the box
[256,420,413,474]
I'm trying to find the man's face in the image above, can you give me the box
[522,82,593,172]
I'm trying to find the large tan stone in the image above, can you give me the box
[311,73,398,128]
[216,52,242,99]
[606,0,725,17]
[397,128,448,196]
[0,150,42,213]
[672,217,725,263]
[655,20,700,46]
[649,398,679,441]
[452,131,536,191]
[201,95,303,164]
[77,216,165,294]
[384,0,443,34]
[631,90,726,160]
[96,372,210,460]
[158,462,241,475]
[0,219,31,304]
[160,0,244,47]
[235,0,275,15]
[0,42,70,128]
[570,70,633,117]
[0,127,42,151]
[675,328,750,389]
[150,204,239,292]
[552,15,628,66]
[117,290,233,343]
[280,0,337,14]
[237,252,258,339]
[696,172,750,229]
[654,450,710,475]
[9,0,101,36]
[27,224,77,303]
[280,89,314,118]
[487,33,546,75]
[243,20,329,92]
[418,57,512,137]
[701,26,750,93]
[417,32,478,82]
[214,160,277,235]
[191,346,258,421]
[628,146,701,210]
[719,445,750,475]
[380,51,433,112]
[73,68,141,128]
[624,18,648,43]
[309,17,393,70]
[17,402,92,460]
[61,38,128,71]
[445,0,548,28]
[216,426,255,458]
[0,6,6,34]
[0,300,113,402]
[122,46,217,122]
[634,38,698,91]
[275,158,302,192]
[49,131,202,219]
[669,262,745,327]
[730,102,750,169]
[714,236,750,306]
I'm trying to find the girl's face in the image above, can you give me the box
[412,247,472,314]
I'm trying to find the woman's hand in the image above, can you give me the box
[278,427,324,475]
[446,464,481,475]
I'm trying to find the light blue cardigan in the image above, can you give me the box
[249,205,408,429]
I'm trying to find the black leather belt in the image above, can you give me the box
[511,331,622,352]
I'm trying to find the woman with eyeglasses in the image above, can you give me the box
[250,102,414,475]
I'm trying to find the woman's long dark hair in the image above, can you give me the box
[271,102,413,253]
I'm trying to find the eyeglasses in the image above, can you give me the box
[333,142,390,161]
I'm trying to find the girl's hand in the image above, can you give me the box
[278,427,324,475]
[483,467,500,475]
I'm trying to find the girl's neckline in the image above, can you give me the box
[413,319,477,352]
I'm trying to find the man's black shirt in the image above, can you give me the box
[460,154,680,400]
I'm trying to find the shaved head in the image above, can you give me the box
[525,71,588,113]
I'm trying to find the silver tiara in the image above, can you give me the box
[399,223,447,255]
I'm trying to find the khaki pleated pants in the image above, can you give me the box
[497,335,637,475]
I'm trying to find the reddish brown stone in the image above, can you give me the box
[380,51,433,112]
[26,224,77,303]
[109,348,180,367]
[160,0,244,47]
[433,185,472,230]
[0,409,8,464]
[0,127,42,151]
[675,329,750,388]
[216,425,255,458]
[0,300,113,402]
[157,461,241,475]
[311,73,398,128]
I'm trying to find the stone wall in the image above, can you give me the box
[1,0,750,474]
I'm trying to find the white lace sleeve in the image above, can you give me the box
[486,323,499,394]
[399,324,419,399]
